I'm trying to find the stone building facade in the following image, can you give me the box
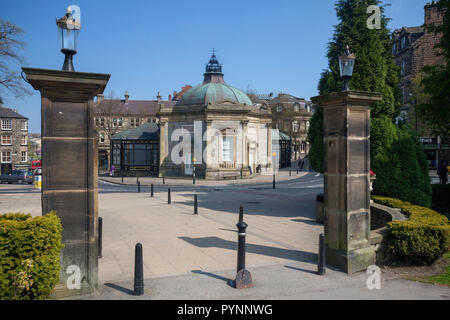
[250,93,314,163]
[392,1,447,167]
[158,53,273,179]
[93,92,175,171]
[0,107,29,174]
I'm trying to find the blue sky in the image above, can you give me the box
[1,0,429,133]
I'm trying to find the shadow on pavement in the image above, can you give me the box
[191,270,234,287]
[179,236,317,264]
[104,282,135,295]
[284,265,318,275]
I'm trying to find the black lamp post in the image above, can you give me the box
[56,6,81,71]
[338,45,356,91]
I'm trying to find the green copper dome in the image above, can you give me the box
[175,52,253,108]
[177,82,253,106]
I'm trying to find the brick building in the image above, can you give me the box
[0,107,29,174]
[392,1,447,167]
[250,93,315,164]
[93,91,176,172]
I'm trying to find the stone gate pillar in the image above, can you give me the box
[311,90,382,274]
[22,68,110,296]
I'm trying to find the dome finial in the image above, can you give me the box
[204,49,224,84]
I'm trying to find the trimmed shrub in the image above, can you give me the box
[372,196,450,265]
[431,184,450,218]
[372,129,431,208]
[0,212,63,300]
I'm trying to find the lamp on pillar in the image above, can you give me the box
[22,5,110,298]
[338,45,356,91]
[56,5,81,71]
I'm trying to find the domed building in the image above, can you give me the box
[158,53,273,179]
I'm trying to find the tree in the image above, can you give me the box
[308,0,402,173]
[0,20,30,102]
[417,0,450,137]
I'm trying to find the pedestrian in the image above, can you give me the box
[110,165,116,177]
[437,161,448,184]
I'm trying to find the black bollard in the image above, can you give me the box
[318,233,326,275]
[234,208,252,289]
[98,217,103,259]
[163,176,165,185]
[273,173,276,189]
[168,188,171,204]
[289,170,291,177]
[150,184,154,198]
[194,194,198,214]
[121,171,124,183]
[134,243,144,295]
[137,181,141,193]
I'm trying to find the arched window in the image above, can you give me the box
[301,141,306,153]
[293,104,300,112]
[276,105,283,112]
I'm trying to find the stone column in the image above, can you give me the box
[311,91,382,274]
[241,120,249,176]
[159,119,168,177]
[22,68,110,296]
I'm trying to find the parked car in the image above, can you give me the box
[0,170,35,184]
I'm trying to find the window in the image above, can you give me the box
[99,133,105,144]
[95,117,105,127]
[1,135,11,145]
[131,118,140,127]
[306,104,311,113]
[401,37,406,49]
[306,121,310,130]
[222,137,232,162]
[292,121,299,133]
[21,135,27,146]
[1,119,12,131]
[392,43,397,54]
[21,151,27,162]
[293,104,300,112]
[401,60,406,76]
[276,105,283,112]
[301,142,307,153]
[21,120,28,131]
[1,151,11,163]
[118,118,123,127]
[113,118,118,127]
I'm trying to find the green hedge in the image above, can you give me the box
[431,184,450,218]
[372,196,450,265]
[0,212,63,300]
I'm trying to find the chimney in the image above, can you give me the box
[168,94,172,101]
[124,91,130,103]
[157,91,161,103]
[424,1,442,27]
[97,94,104,103]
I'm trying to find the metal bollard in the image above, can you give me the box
[318,233,326,275]
[121,171,124,183]
[193,166,196,185]
[137,180,141,193]
[194,194,198,214]
[289,170,291,177]
[273,173,276,189]
[98,217,103,259]
[163,176,165,185]
[168,188,171,204]
[134,243,144,295]
[234,206,252,289]
[150,184,154,198]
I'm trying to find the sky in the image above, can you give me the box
[1,0,430,133]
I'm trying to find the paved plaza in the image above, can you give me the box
[0,172,448,300]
